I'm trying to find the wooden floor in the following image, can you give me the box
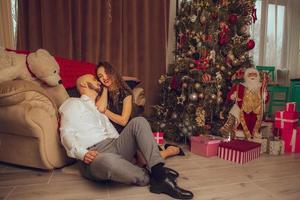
[1,150,300,200]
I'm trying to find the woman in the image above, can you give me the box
[95,61,183,159]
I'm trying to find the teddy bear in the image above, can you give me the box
[0,47,69,106]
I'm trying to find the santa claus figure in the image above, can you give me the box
[220,68,268,139]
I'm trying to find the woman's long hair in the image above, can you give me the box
[96,61,132,95]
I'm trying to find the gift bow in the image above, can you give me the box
[290,129,297,152]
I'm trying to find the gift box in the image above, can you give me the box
[281,128,300,153]
[261,121,274,138]
[250,138,268,153]
[285,102,297,112]
[269,139,285,155]
[218,140,261,164]
[153,132,165,145]
[274,111,298,129]
[190,135,222,157]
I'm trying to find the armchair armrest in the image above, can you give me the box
[0,80,58,138]
[132,87,145,107]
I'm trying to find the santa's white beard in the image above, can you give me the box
[243,79,262,92]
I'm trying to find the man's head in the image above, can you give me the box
[243,68,261,91]
[76,74,101,96]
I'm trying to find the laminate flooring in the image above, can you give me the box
[1,149,300,200]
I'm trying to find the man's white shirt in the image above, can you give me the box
[59,95,119,161]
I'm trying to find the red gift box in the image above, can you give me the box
[190,135,222,157]
[281,128,300,153]
[218,140,261,164]
[285,102,297,112]
[153,132,165,145]
[274,111,299,129]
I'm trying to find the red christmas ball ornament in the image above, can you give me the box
[247,39,255,50]
[229,14,238,24]
[202,73,211,83]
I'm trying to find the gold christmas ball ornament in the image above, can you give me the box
[211,94,217,99]
[216,64,220,69]
[190,15,197,23]
[182,83,188,88]
[159,123,166,128]
[174,67,180,73]
[221,66,226,71]
[194,82,201,90]
[228,71,232,75]
[200,16,206,24]
[217,97,223,103]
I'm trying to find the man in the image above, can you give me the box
[220,68,268,139]
[59,74,193,199]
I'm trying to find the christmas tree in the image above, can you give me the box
[151,0,257,142]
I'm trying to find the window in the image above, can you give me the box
[250,0,286,69]
[11,0,17,46]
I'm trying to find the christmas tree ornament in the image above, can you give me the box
[171,112,178,120]
[198,93,204,99]
[190,14,197,23]
[177,95,186,105]
[182,127,188,134]
[182,82,188,88]
[211,94,217,99]
[221,66,226,71]
[246,39,255,50]
[229,13,238,24]
[240,25,248,34]
[158,75,167,84]
[160,123,166,129]
[194,82,201,90]
[189,92,198,102]
[202,73,211,83]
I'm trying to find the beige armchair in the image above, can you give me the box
[0,80,73,169]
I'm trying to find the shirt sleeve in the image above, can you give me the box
[59,100,88,160]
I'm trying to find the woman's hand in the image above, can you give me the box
[97,106,107,114]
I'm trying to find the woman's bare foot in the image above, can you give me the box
[160,146,180,159]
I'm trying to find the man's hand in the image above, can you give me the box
[83,150,99,164]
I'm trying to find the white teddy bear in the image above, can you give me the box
[0,47,62,86]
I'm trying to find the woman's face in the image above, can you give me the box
[97,67,113,88]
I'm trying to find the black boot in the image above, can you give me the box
[150,176,193,199]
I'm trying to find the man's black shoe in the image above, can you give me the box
[150,177,193,199]
[165,167,179,180]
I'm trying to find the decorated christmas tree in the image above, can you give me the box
[151,0,257,142]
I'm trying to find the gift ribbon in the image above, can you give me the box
[275,111,299,128]
[290,129,297,152]
[286,102,296,112]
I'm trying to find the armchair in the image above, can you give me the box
[0,80,73,169]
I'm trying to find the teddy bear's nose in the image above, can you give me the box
[58,80,63,84]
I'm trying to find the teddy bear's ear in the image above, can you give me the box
[36,49,51,57]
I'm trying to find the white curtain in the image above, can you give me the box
[286,0,300,79]
[0,0,15,49]
[251,0,300,79]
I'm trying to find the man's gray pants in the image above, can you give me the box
[79,117,165,186]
